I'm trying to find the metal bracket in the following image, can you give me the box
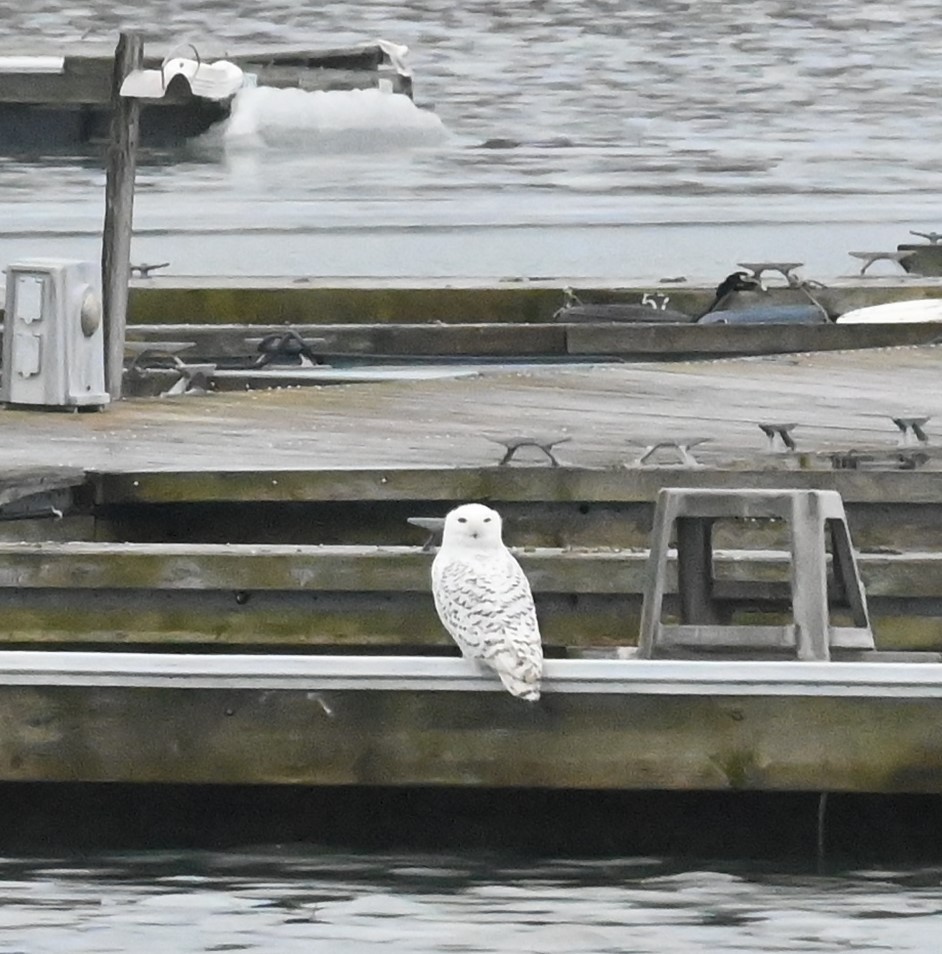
[635,438,709,467]
[897,450,930,470]
[829,450,874,471]
[488,435,571,467]
[892,415,930,446]
[407,516,445,551]
[848,251,915,275]
[759,422,798,452]
[829,448,929,471]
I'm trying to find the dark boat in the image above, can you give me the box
[697,304,829,325]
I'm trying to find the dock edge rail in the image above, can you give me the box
[0,652,939,696]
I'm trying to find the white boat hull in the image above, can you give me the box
[836,298,942,324]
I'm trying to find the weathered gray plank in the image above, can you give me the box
[0,542,941,594]
[566,321,942,356]
[0,467,85,507]
[0,545,939,650]
[92,468,942,505]
[0,345,939,475]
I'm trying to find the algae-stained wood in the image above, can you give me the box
[127,284,575,326]
[94,467,942,506]
[0,544,941,650]
[0,686,940,791]
[123,278,942,327]
[91,468,942,554]
[4,543,942,596]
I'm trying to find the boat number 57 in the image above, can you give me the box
[641,292,671,310]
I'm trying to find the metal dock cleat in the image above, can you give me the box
[632,437,709,467]
[847,250,915,275]
[124,340,215,396]
[891,415,931,446]
[487,435,572,467]
[758,422,798,452]
[129,262,170,278]
[909,230,942,245]
[736,261,804,283]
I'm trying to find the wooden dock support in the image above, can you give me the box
[101,32,142,400]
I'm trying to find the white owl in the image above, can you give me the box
[431,503,543,701]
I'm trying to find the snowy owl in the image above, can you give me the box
[431,503,543,701]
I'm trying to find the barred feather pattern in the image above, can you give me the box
[431,505,543,701]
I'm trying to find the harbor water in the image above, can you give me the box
[0,849,940,954]
[0,0,941,280]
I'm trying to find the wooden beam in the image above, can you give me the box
[101,32,142,400]
[92,467,942,506]
[0,681,938,789]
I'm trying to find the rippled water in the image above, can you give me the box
[0,850,939,954]
[0,1,940,278]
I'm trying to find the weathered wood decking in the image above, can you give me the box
[2,344,940,470]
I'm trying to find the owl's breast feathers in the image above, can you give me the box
[431,548,542,663]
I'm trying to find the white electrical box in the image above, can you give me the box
[1,259,109,409]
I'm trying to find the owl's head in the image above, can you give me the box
[441,503,504,549]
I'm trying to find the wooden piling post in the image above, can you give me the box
[101,32,143,400]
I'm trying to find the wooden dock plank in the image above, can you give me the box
[0,544,939,651]
[0,681,938,789]
[0,542,940,595]
[121,277,942,327]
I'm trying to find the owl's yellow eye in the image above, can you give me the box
[457,517,467,523]
[483,517,492,523]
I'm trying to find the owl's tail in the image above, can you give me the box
[493,653,542,702]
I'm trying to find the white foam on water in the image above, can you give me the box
[219,86,450,152]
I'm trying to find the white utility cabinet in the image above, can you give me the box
[1,259,109,409]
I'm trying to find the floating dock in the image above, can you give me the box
[1,343,942,794]
[0,41,412,148]
[112,275,942,376]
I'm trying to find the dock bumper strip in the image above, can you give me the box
[0,653,938,697]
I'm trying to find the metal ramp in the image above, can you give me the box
[637,488,875,661]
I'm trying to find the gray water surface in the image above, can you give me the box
[0,1,939,279]
[0,850,940,954]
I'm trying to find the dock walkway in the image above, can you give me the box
[3,344,941,471]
